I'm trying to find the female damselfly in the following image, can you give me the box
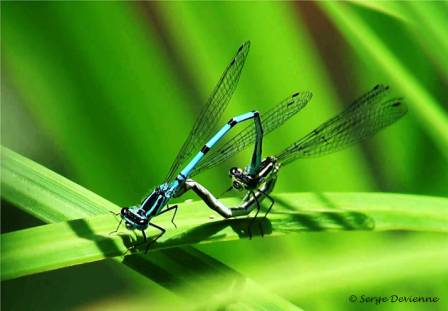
[179,84,407,237]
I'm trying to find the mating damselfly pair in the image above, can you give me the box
[113,41,407,252]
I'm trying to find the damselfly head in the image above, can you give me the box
[229,167,243,177]
[120,207,149,230]
[229,167,247,191]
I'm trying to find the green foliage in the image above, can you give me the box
[1,146,303,310]
[1,146,117,222]
[2,1,448,310]
[2,147,447,282]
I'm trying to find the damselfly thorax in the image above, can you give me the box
[229,156,280,191]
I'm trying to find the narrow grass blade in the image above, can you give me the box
[1,146,118,222]
[2,192,447,280]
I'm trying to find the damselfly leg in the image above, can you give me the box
[110,219,123,235]
[125,223,167,254]
[246,186,276,238]
[158,204,179,228]
[247,190,261,239]
[259,189,275,220]
[126,205,177,253]
[144,223,166,253]
[109,211,123,235]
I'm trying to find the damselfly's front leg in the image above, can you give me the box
[109,211,123,235]
[125,223,166,254]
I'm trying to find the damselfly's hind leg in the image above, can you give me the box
[247,191,261,239]
[256,189,275,238]
[259,189,275,219]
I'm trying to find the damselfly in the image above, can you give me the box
[115,41,312,251]
[179,85,407,237]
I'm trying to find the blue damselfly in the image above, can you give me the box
[115,41,312,251]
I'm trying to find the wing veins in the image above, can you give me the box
[165,41,251,182]
[190,91,313,176]
[276,85,407,165]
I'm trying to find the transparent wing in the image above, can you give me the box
[165,41,251,182]
[190,91,313,176]
[276,84,407,165]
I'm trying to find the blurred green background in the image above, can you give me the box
[2,1,447,310]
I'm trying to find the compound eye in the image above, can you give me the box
[233,181,242,189]
[229,167,240,176]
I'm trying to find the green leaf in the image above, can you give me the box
[1,146,303,310]
[1,146,118,222]
[4,2,447,309]
[3,192,447,280]
[182,232,448,305]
